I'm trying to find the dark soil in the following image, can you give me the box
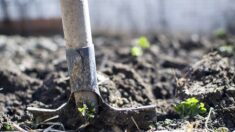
[177,52,235,129]
[0,34,235,131]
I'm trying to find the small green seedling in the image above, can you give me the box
[131,46,143,57]
[213,28,226,38]
[130,36,150,57]
[78,103,95,121]
[1,123,14,131]
[218,45,234,55]
[175,97,207,119]
[137,36,150,49]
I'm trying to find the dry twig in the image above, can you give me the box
[131,116,141,131]
[205,107,214,132]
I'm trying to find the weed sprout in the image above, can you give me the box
[130,36,150,57]
[137,36,150,49]
[131,46,143,57]
[175,97,207,118]
[78,103,96,121]
[213,28,226,38]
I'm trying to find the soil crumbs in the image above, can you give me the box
[0,34,235,131]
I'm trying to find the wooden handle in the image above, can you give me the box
[60,0,93,48]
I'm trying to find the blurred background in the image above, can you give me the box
[1,0,235,36]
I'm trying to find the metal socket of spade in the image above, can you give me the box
[27,0,156,129]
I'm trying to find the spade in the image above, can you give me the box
[27,0,156,129]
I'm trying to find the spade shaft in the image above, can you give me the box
[60,0,99,106]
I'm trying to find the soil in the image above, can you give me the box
[0,34,235,131]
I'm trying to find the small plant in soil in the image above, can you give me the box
[175,97,207,119]
[131,36,150,57]
[213,28,227,38]
[137,36,150,49]
[218,45,234,56]
[77,102,96,121]
[131,46,143,57]
[1,123,14,131]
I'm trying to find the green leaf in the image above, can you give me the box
[78,104,88,116]
[218,45,233,54]
[186,97,199,104]
[2,123,14,131]
[131,46,143,57]
[213,28,226,38]
[174,97,207,119]
[199,102,205,108]
[77,103,96,120]
[199,107,207,114]
[137,36,150,49]
[87,113,95,119]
